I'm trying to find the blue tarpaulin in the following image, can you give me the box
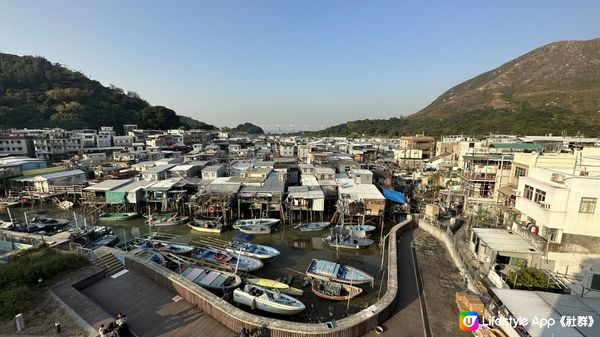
[383,189,406,204]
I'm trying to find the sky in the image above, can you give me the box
[1,1,600,131]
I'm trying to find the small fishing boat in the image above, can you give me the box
[181,266,242,291]
[296,222,330,232]
[87,234,120,250]
[191,247,263,272]
[225,241,280,259]
[246,278,303,296]
[345,224,377,232]
[98,212,139,222]
[140,240,194,255]
[0,200,20,210]
[311,279,363,301]
[181,265,242,291]
[57,200,73,210]
[323,234,374,249]
[306,259,373,285]
[147,215,189,227]
[237,224,271,234]
[246,278,288,289]
[233,218,279,229]
[28,217,71,231]
[188,219,224,233]
[233,284,305,316]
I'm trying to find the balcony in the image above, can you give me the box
[459,172,496,182]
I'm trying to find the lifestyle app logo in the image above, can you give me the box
[460,311,479,331]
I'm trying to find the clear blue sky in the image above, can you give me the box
[1,1,599,131]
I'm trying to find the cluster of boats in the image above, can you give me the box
[117,233,374,317]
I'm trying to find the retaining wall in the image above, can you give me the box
[124,216,415,337]
[417,218,478,293]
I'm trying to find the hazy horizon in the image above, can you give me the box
[2,1,600,130]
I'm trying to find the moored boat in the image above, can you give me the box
[306,259,373,285]
[237,224,271,234]
[0,200,20,210]
[311,279,363,301]
[246,278,288,289]
[181,265,242,291]
[140,240,194,255]
[191,247,263,272]
[233,284,305,316]
[246,278,303,296]
[323,234,374,249]
[147,215,189,227]
[233,218,279,229]
[98,212,139,222]
[87,234,120,250]
[57,200,73,210]
[296,222,330,232]
[225,241,280,259]
[345,224,377,232]
[188,219,224,233]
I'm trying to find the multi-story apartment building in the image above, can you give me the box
[0,134,35,157]
[32,129,83,161]
[399,135,435,159]
[97,126,115,147]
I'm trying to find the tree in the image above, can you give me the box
[135,106,180,130]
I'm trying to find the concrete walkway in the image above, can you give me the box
[81,270,235,337]
[364,227,427,337]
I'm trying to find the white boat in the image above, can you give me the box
[57,200,73,210]
[233,218,279,229]
[237,224,271,235]
[345,224,376,232]
[225,241,280,259]
[296,222,330,232]
[233,284,305,316]
[147,215,189,227]
[306,259,374,285]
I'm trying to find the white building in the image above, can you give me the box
[97,126,115,147]
[113,136,134,148]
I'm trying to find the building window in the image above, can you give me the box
[580,197,597,214]
[534,189,546,203]
[524,185,534,200]
[514,166,526,178]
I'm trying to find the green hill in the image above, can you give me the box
[318,38,600,137]
[0,53,215,131]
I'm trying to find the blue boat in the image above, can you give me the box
[306,259,373,285]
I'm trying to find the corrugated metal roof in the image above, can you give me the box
[143,164,175,174]
[146,177,182,191]
[472,228,542,254]
[113,179,156,192]
[493,289,599,337]
[84,179,133,191]
[240,172,285,193]
[288,186,324,199]
[34,169,86,181]
[301,175,320,186]
[337,179,384,200]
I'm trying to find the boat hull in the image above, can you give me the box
[188,221,223,233]
[237,225,271,234]
[306,259,373,285]
[225,242,280,259]
[311,279,363,301]
[233,285,305,316]
[298,222,330,232]
[98,212,139,222]
[233,218,279,229]
[182,266,242,291]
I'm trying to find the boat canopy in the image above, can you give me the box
[314,260,340,277]
[383,189,406,204]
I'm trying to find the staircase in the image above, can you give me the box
[95,252,124,276]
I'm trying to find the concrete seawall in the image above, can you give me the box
[124,216,415,337]
[417,219,478,293]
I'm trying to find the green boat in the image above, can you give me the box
[98,212,139,222]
